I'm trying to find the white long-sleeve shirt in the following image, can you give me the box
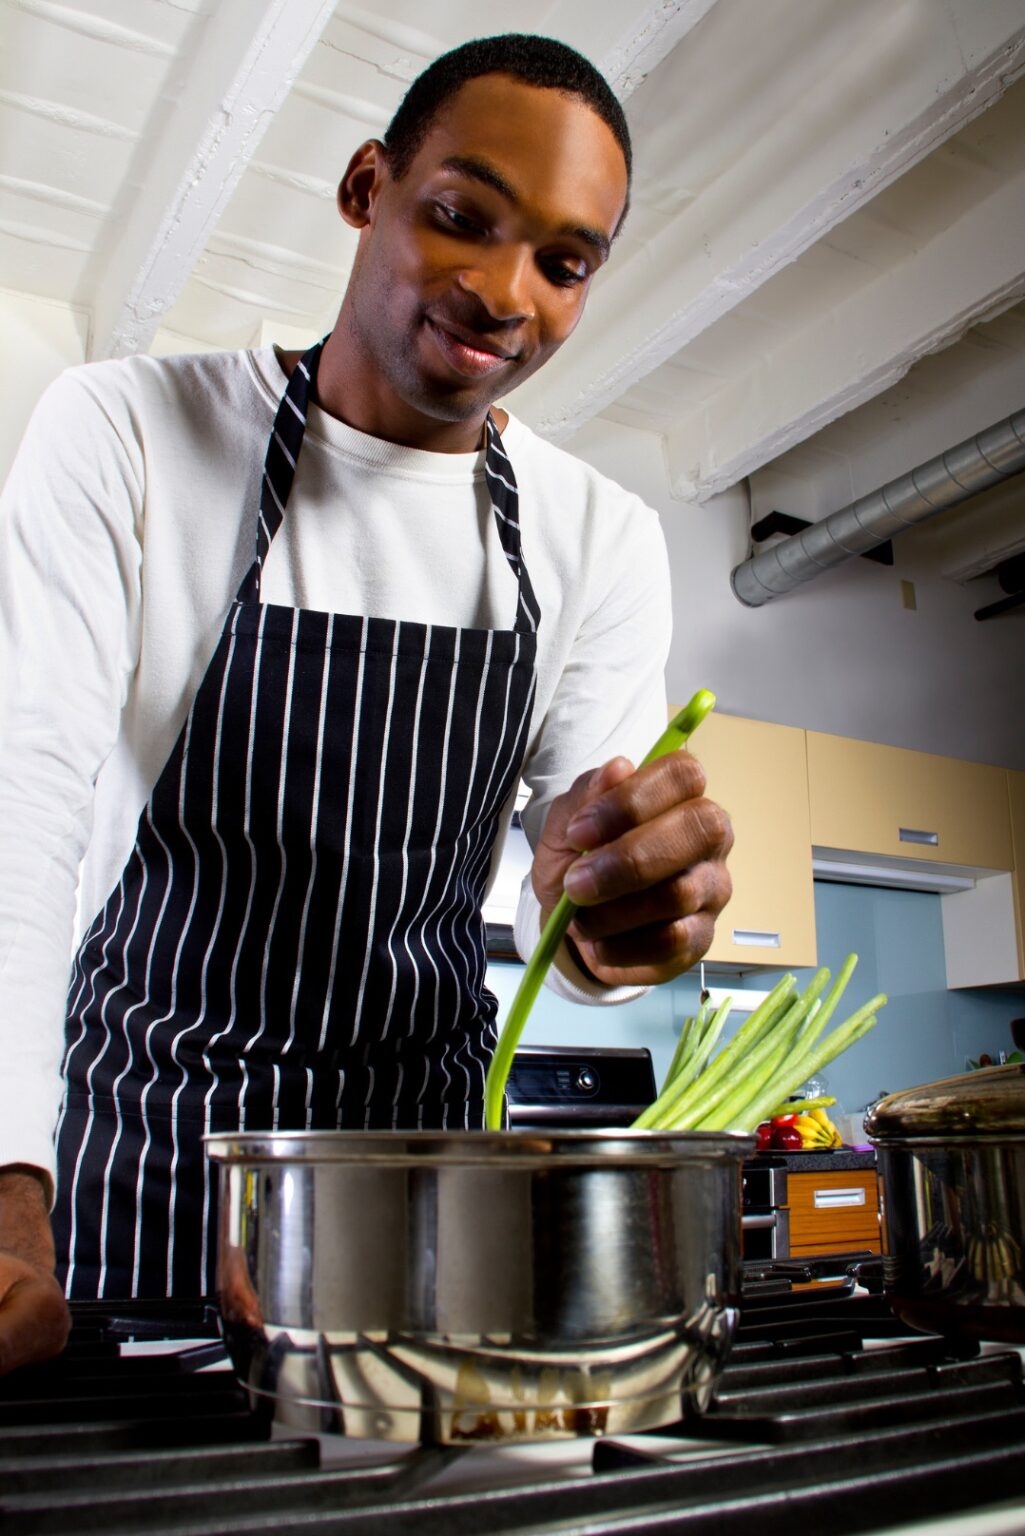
[0,345,671,1187]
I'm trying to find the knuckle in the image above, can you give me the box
[612,839,648,894]
[679,750,707,797]
[694,798,732,858]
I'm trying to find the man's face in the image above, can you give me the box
[338,73,629,436]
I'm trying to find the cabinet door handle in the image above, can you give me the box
[899,827,939,846]
[732,929,781,948]
[814,1187,866,1208]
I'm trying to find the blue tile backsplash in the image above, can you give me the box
[486,881,1025,1123]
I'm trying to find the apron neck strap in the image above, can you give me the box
[484,414,540,636]
[238,339,540,635]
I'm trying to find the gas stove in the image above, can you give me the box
[3,1260,1024,1535]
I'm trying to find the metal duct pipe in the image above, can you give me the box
[731,407,1025,607]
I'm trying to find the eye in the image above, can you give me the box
[434,201,486,236]
[541,256,589,289]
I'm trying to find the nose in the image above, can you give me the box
[457,245,535,324]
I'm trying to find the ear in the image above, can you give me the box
[338,140,389,230]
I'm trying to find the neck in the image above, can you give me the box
[276,317,506,453]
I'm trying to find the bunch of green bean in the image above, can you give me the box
[633,954,885,1133]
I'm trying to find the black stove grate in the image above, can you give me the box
[2,1274,1025,1535]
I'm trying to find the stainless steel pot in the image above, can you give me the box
[206,1128,753,1443]
[866,1064,1025,1342]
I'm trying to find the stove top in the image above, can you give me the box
[2,1264,1025,1535]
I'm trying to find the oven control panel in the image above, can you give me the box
[504,1044,656,1127]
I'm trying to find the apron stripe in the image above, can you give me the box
[286,613,333,1054]
[318,615,368,1053]
[272,429,297,471]
[256,607,299,1048]
[133,707,207,1295]
[233,606,269,1131]
[69,834,158,1293]
[349,624,401,1045]
[103,801,183,1295]
[175,619,242,1278]
[379,628,432,1043]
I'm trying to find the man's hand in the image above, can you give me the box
[0,1169,70,1376]
[531,752,733,988]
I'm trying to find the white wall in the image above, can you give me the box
[0,291,88,485]
[567,414,1025,771]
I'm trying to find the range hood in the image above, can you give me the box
[811,852,976,895]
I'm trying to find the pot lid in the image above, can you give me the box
[865,1063,1025,1139]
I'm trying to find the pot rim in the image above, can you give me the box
[869,1133,1025,1149]
[204,1127,755,1168]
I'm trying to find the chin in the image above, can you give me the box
[404,379,508,425]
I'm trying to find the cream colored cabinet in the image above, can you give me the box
[806,732,1014,872]
[689,712,817,968]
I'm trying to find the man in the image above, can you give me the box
[0,34,731,1371]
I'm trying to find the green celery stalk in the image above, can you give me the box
[688,1033,798,1132]
[660,1003,712,1094]
[684,970,833,1132]
[765,1095,836,1117]
[658,1013,802,1132]
[663,995,731,1096]
[632,972,797,1130]
[731,997,885,1133]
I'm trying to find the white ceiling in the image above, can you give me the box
[2,0,1024,559]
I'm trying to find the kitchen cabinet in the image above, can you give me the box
[690,712,817,968]
[940,768,1024,988]
[787,1168,882,1257]
[806,732,1014,872]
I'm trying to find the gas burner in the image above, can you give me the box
[3,1290,1025,1534]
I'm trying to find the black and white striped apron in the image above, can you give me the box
[52,339,539,1299]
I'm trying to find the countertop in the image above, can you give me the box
[750,1148,877,1172]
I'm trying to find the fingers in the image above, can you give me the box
[569,858,732,942]
[0,1261,71,1376]
[530,749,733,987]
[576,910,718,977]
[568,857,731,982]
[564,793,733,906]
[564,752,708,854]
[531,756,636,913]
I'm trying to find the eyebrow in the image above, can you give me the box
[439,155,611,262]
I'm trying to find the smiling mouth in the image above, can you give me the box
[426,319,518,378]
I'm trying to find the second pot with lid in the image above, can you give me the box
[865,1062,1025,1141]
[866,1064,1025,1342]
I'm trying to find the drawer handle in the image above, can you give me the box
[899,827,939,846]
[732,929,781,948]
[741,1214,779,1230]
[814,1188,866,1208]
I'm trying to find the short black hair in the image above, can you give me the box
[383,33,632,189]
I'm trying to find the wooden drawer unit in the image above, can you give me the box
[806,732,1013,871]
[787,1168,881,1257]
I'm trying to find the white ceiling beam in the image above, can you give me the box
[665,162,1025,500]
[89,0,337,360]
[542,0,720,97]
[599,0,720,99]
[510,2,1025,442]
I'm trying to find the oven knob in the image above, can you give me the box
[575,1066,598,1093]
